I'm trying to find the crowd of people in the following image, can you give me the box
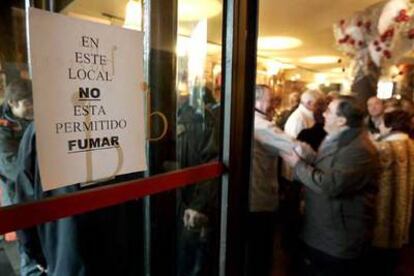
[1,78,414,276]
[250,84,414,276]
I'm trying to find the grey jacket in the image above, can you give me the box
[250,112,281,212]
[293,128,379,259]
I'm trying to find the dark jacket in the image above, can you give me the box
[177,103,220,218]
[0,102,31,205]
[297,123,327,151]
[294,128,379,259]
[15,123,143,276]
[15,123,86,276]
[365,116,380,134]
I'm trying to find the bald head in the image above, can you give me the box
[301,89,321,111]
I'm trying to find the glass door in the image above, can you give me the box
[0,1,234,275]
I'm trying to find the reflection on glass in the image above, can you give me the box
[0,2,144,275]
[175,1,222,275]
[0,0,224,275]
[0,2,31,275]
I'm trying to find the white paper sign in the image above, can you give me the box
[29,8,147,191]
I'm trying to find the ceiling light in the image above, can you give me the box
[178,0,222,21]
[300,55,340,64]
[329,67,346,73]
[258,36,302,50]
[265,60,295,75]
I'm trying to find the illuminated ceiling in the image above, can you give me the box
[62,0,383,73]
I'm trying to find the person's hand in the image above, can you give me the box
[183,209,208,229]
[281,150,300,168]
[293,142,314,158]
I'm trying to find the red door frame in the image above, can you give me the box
[0,162,224,234]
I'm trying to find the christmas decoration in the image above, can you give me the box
[334,0,414,72]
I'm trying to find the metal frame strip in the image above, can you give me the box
[0,162,224,234]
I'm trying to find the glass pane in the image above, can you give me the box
[0,3,30,274]
[1,0,224,275]
[0,0,147,208]
[0,1,28,208]
[0,199,144,275]
[150,0,223,275]
[176,5,222,169]
[0,0,223,201]
[176,177,221,276]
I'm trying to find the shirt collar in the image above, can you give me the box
[298,104,314,118]
[255,109,269,121]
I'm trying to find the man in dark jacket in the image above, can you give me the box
[176,88,221,276]
[365,96,384,136]
[283,96,379,276]
[14,122,86,276]
[0,79,45,275]
[0,79,33,206]
[15,121,144,276]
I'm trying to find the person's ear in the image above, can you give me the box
[7,100,18,108]
[337,116,347,127]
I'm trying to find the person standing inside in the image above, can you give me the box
[246,85,282,276]
[0,79,46,275]
[177,87,221,276]
[0,79,33,206]
[284,89,321,138]
[281,90,322,212]
[366,96,384,136]
[370,110,414,276]
[275,91,301,130]
[281,95,330,275]
[297,95,330,151]
[282,96,379,276]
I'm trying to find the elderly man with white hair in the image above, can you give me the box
[284,89,321,138]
